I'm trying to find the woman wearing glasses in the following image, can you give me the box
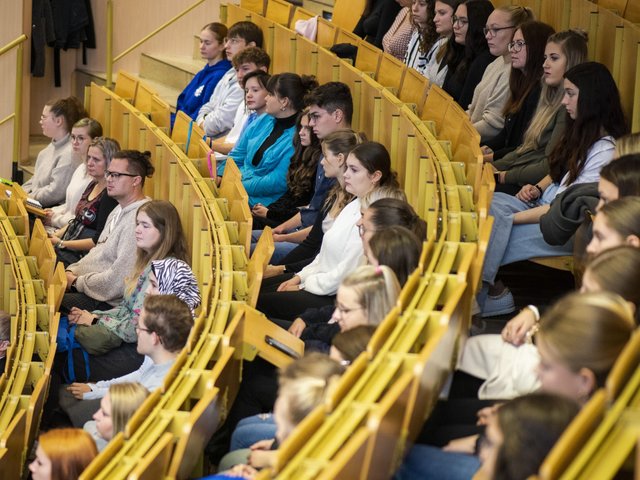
[49,137,120,267]
[490,30,588,195]
[441,0,494,108]
[467,5,534,142]
[45,118,103,230]
[482,21,555,165]
[480,62,628,317]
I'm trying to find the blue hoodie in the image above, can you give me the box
[171,59,232,125]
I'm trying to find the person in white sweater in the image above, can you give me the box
[62,150,154,312]
[467,6,533,142]
[61,295,194,427]
[196,21,264,138]
[23,96,87,207]
[45,118,103,229]
[257,141,400,321]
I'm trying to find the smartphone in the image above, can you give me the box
[265,335,300,359]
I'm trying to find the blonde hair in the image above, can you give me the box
[360,185,407,209]
[537,292,634,388]
[73,118,103,138]
[278,353,344,425]
[517,30,587,153]
[109,382,150,436]
[614,132,640,157]
[38,429,98,480]
[340,265,400,326]
[496,5,535,27]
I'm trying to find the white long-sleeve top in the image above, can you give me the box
[83,356,175,400]
[48,163,92,228]
[298,198,364,295]
[196,67,244,138]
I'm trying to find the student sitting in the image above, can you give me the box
[210,48,271,157]
[404,0,438,74]
[479,62,628,317]
[421,0,461,86]
[24,96,87,207]
[266,83,354,263]
[482,21,555,163]
[49,137,120,267]
[66,202,197,356]
[218,73,319,207]
[213,353,345,476]
[45,118,104,229]
[382,0,414,61]
[196,21,263,138]
[62,150,154,312]
[60,294,194,427]
[251,108,322,230]
[84,382,150,451]
[257,142,400,320]
[467,6,534,142]
[172,22,231,125]
[441,0,494,109]
[490,29,587,194]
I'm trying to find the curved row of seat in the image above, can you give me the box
[0,0,638,477]
[0,186,65,476]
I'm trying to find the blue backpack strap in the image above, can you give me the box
[65,325,91,383]
[185,120,194,154]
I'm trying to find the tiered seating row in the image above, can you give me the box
[218,3,496,478]
[0,187,61,477]
[79,82,299,479]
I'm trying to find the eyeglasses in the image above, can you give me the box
[483,25,516,37]
[106,171,138,180]
[508,40,526,52]
[133,322,152,334]
[452,16,468,27]
[71,134,88,143]
[334,301,364,316]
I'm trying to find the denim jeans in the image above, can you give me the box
[230,414,276,450]
[394,444,480,480]
[481,186,573,286]
[250,230,298,264]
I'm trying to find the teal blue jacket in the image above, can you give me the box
[221,113,295,206]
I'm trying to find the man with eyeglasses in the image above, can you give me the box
[60,295,193,427]
[62,150,154,313]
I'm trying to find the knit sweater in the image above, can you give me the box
[382,8,413,61]
[48,163,92,228]
[23,134,79,207]
[67,197,150,306]
[467,55,512,142]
